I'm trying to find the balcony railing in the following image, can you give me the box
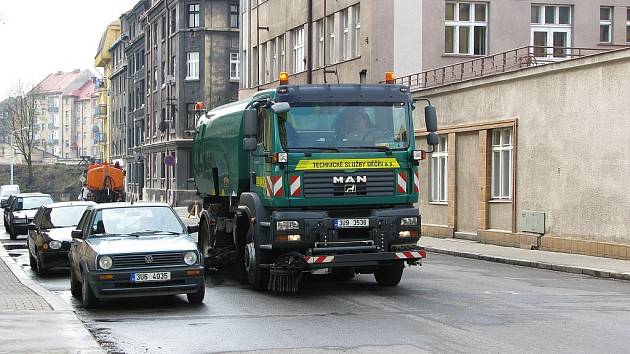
[388,46,613,91]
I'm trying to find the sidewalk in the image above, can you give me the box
[0,244,102,353]
[421,236,630,281]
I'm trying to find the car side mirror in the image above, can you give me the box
[71,230,83,239]
[187,225,199,233]
[27,223,37,230]
[0,200,7,208]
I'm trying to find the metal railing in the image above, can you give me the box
[388,46,613,91]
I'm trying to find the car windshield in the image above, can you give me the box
[39,205,90,229]
[1,188,19,198]
[278,103,410,150]
[17,196,53,210]
[91,206,184,236]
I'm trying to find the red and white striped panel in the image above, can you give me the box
[397,172,407,193]
[304,255,335,264]
[289,175,301,197]
[394,250,427,260]
[413,170,420,193]
[265,176,283,197]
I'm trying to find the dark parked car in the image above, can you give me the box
[27,201,95,274]
[68,203,205,308]
[5,193,54,240]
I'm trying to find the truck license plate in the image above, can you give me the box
[334,218,369,228]
[131,272,171,283]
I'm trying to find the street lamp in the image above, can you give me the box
[10,126,28,185]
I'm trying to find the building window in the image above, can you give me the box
[270,39,278,80]
[170,8,177,33]
[261,43,268,83]
[445,1,487,55]
[315,19,324,67]
[430,136,448,203]
[627,8,630,43]
[230,52,240,81]
[279,35,286,72]
[188,3,200,28]
[292,26,305,73]
[341,8,350,60]
[186,52,199,80]
[491,128,512,200]
[352,5,361,57]
[186,103,197,130]
[328,14,336,64]
[230,4,239,28]
[600,7,613,43]
[531,5,571,58]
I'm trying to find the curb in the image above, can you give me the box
[425,246,630,281]
[0,242,72,311]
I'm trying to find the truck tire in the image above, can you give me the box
[243,227,269,291]
[374,262,404,287]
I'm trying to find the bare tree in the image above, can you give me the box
[5,82,39,186]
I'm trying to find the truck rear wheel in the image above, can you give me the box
[374,262,404,287]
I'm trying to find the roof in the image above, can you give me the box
[34,70,94,95]
[90,202,172,210]
[70,79,95,100]
[43,201,96,208]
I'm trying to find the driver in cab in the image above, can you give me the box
[336,110,372,144]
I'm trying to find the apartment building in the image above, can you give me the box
[141,0,239,205]
[240,0,630,95]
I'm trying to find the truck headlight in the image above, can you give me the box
[48,240,62,250]
[98,255,113,270]
[400,217,418,226]
[412,150,425,160]
[276,220,299,231]
[184,251,198,265]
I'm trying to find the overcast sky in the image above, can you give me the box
[0,0,136,100]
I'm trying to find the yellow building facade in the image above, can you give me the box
[94,19,120,162]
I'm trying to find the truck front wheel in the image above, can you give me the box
[244,236,270,291]
[374,262,404,287]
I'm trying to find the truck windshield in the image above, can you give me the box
[278,102,410,151]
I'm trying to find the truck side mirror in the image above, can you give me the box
[426,132,439,146]
[424,105,438,132]
[243,137,257,151]
[243,109,258,137]
[271,102,290,114]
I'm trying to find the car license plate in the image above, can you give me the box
[131,272,171,283]
[334,218,369,229]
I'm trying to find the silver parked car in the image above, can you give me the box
[68,203,205,308]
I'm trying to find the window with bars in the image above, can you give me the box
[445,1,488,55]
[491,128,513,200]
[292,26,305,73]
[430,136,448,203]
[352,4,361,57]
[188,3,200,28]
[600,7,613,43]
[186,52,199,80]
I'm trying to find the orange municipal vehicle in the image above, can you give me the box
[81,162,126,203]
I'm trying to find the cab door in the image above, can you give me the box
[251,108,277,203]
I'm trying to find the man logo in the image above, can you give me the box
[345,184,357,193]
[145,255,154,264]
[332,176,367,184]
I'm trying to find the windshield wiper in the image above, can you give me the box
[287,147,340,153]
[339,146,392,152]
[129,230,182,236]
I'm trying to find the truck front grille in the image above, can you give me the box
[302,170,395,198]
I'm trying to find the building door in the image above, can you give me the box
[455,132,479,238]
[531,28,571,59]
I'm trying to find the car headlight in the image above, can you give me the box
[276,220,299,231]
[184,251,198,265]
[400,217,418,226]
[98,255,113,270]
[48,240,62,250]
[13,218,26,224]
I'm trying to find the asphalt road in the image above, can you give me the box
[2,218,630,354]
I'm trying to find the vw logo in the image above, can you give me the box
[145,255,154,263]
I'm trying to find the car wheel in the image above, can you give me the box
[70,268,81,298]
[8,225,17,240]
[374,262,404,287]
[81,272,98,308]
[186,283,206,304]
[29,251,37,270]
